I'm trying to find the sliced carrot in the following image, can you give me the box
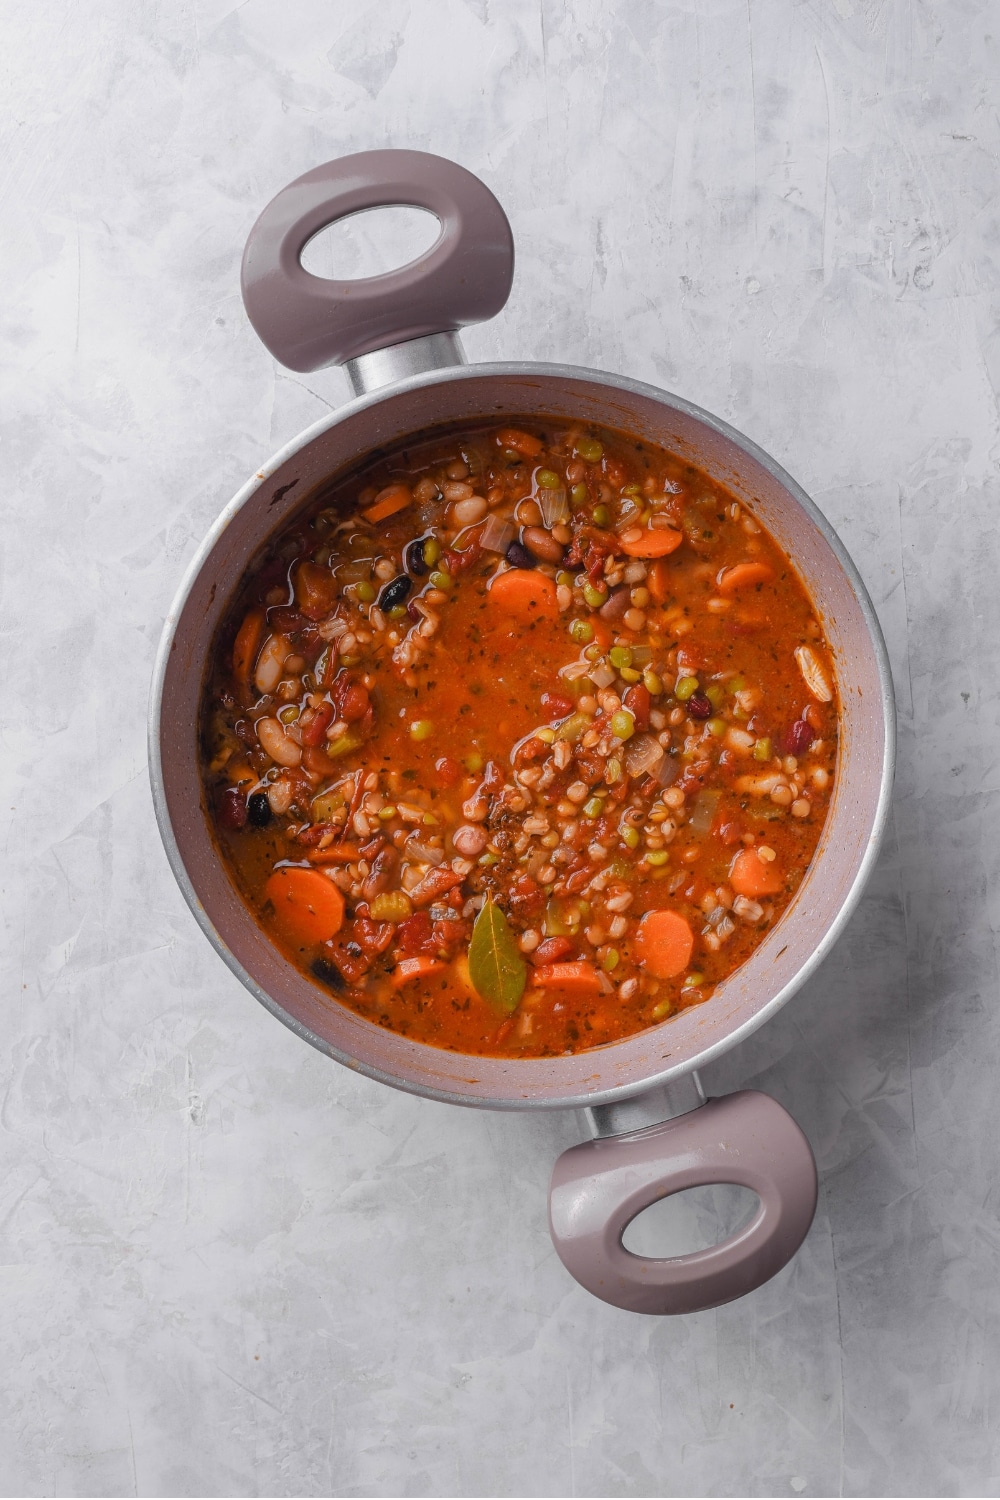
[716,561,774,593]
[589,616,613,653]
[647,558,672,605]
[633,910,694,978]
[532,961,603,995]
[306,843,361,865]
[729,848,783,897]
[264,867,344,945]
[294,560,340,620]
[362,483,412,523]
[620,526,684,558]
[496,427,543,459]
[391,955,447,988]
[232,608,265,687]
[487,569,559,619]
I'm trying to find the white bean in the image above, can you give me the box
[451,495,488,526]
[254,634,291,694]
[256,717,302,767]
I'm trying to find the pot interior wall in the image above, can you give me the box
[156,366,891,1109]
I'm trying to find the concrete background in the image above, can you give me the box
[3,0,999,1493]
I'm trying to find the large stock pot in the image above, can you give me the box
[150,151,894,1314]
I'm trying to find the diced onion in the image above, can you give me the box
[657,755,681,788]
[689,788,721,834]
[794,645,833,702]
[623,733,665,777]
[538,487,570,527]
[590,662,616,689]
[480,513,516,554]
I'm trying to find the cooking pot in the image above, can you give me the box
[150,151,894,1314]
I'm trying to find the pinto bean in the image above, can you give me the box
[409,865,463,908]
[362,845,400,901]
[452,824,488,858]
[521,526,565,564]
[599,585,631,622]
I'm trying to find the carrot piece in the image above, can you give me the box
[264,867,345,944]
[633,910,694,978]
[232,608,265,687]
[729,848,783,897]
[589,616,613,653]
[391,955,446,988]
[532,961,603,995]
[362,483,412,523]
[716,561,774,593]
[487,569,559,619]
[647,558,672,605]
[496,427,543,459]
[620,527,683,559]
[306,843,361,865]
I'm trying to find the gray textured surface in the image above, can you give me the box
[2,0,997,1494]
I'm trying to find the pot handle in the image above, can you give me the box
[548,1090,817,1315]
[240,149,514,372]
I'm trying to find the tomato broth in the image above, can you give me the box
[200,419,837,1057]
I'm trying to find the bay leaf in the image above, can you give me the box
[468,893,527,1014]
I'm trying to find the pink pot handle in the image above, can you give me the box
[548,1091,817,1315]
[240,149,514,371]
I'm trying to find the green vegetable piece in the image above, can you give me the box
[683,972,704,988]
[611,710,635,740]
[643,668,663,695]
[606,756,622,784]
[592,504,610,526]
[570,483,589,506]
[583,582,607,609]
[582,796,604,819]
[583,643,602,661]
[609,645,633,670]
[327,732,362,758]
[609,858,632,879]
[545,897,579,935]
[706,717,727,737]
[753,736,771,761]
[429,570,452,590]
[311,790,345,822]
[555,711,591,742]
[576,437,604,463]
[278,705,299,724]
[409,719,435,741]
[478,851,499,867]
[356,580,376,603]
[620,825,640,850]
[569,618,594,644]
[602,948,620,972]
[729,676,746,693]
[622,483,642,496]
[651,998,672,1019]
[423,537,441,565]
[369,891,413,922]
[675,675,699,701]
[645,850,669,866]
[468,893,527,1014]
[536,468,562,488]
[705,683,725,708]
[465,750,484,773]
[388,604,408,620]
[556,571,574,586]
[619,666,642,684]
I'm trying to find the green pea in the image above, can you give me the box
[729,675,746,693]
[605,756,622,784]
[536,468,561,488]
[651,998,672,1019]
[645,850,669,866]
[429,570,452,590]
[592,504,610,527]
[570,483,589,507]
[620,825,640,850]
[583,583,607,609]
[557,571,575,587]
[611,710,635,740]
[388,604,408,620]
[582,796,604,819]
[583,643,602,662]
[643,668,663,695]
[356,580,376,602]
[706,717,727,737]
[378,805,397,820]
[576,437,604,463]
[569,618,594,644]
[409,720,434,741]
[619,667,642,684]
[465,750,484,773]
[423,537,441,565]
[622,483,642,496]
[609,645,633,670]
[706,683,725,708]
[683,972,704,988]
[277,705,299,724]
[602,948,620,972]
[675,675,699,701]
[753,736,771,761]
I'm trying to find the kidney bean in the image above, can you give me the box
[338,682,371,722]
[218,787,247,830]
[521,526,565,564]
[623,683,651,730]
[505,539,535,570]
[377,574,412,611]
[599,585,631,622]
[247,791,272,827]
[435,756,461,788]
[783,718,813,754]
[533,936,576,965]
[513,736,548,767]
[687,692,713,720]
